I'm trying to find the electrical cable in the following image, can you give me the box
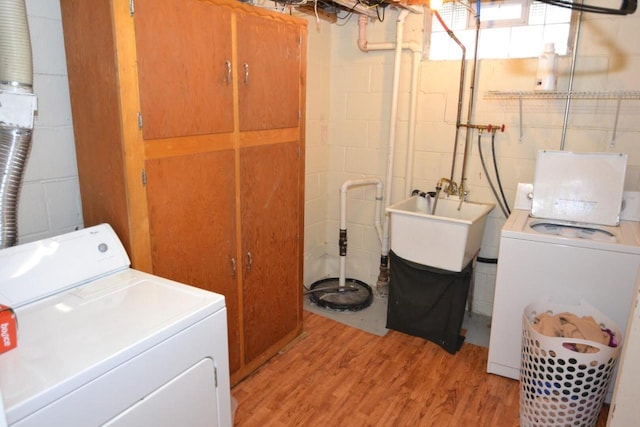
[376,3,385,21]
[336,2,359,22]
[334,0,384,23]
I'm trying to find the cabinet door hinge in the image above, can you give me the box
[129,0,135,16]
[141,169,147,186]
[299,34,302,45]
[297,146,301,158]
[137,112,143,129]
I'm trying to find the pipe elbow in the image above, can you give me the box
[397,9,411,22]
[340,181,350,195]
[357,15,369,52]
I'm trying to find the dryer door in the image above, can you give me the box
[103,358,219,427]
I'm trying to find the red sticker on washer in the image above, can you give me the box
[0,304,18,354]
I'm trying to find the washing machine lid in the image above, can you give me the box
[531,151,627,226]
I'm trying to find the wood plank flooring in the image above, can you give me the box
[232,310,609,426]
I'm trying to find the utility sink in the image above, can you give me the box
[386,196,495,272]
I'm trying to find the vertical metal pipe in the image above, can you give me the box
[459,16,481,192]
[560,9,583,150]
[433,12,466,184]
[451,51,466,184]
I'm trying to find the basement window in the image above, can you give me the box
[427,0,575,60]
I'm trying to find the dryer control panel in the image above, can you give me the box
[0,224,130,308]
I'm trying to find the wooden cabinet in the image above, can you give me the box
[134,0,235,139]
[60,0,306,383]
[236,13,302,132]
[240,142,301,363]
[144,150,241,371]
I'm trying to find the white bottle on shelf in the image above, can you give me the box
[535,42,558,91]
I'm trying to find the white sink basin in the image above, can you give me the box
[386,196,495,272]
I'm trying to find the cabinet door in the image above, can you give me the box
[236,14,301,132]
[134,0,234,139]
[145,150,241,373]
[240,142,301,363]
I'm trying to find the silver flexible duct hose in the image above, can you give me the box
[0,0,34,248]
[0,126,32,247]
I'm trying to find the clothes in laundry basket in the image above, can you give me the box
[531,311,616,353]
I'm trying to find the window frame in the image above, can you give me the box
[469,0,530,29]
[425,0,579,61]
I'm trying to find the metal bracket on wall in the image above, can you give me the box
[610,97,622,148]
[519,95,523,143]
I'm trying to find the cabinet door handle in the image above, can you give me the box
[246,251,252,272]
[225,60,232,85]
[230,257,237,278]
[243,63,249,85]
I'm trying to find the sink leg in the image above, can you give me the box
[467,255,479,317]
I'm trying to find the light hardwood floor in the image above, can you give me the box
[232,310,609,426]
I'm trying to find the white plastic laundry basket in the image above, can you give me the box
[520,299,622,427]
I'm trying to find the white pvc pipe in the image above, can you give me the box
[404,49,422,197]
[357,10,423,259]
[380,10,409,257]
[339,178,384,238]
[357,13,421,53]
[339,178,384,287]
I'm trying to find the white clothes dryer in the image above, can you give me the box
[0,224,232,427]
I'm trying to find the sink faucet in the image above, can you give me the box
[436,177,459,197]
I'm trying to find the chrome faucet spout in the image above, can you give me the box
[436,177,459,197]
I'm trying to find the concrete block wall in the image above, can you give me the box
[17,2,640,317]
[17,0,82,244]
[303,9,640,316]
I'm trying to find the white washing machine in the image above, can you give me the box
[0,224,232,427]
[487,152,640,397]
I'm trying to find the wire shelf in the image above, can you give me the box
[485,90,640,100]
[483,90,640,146]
